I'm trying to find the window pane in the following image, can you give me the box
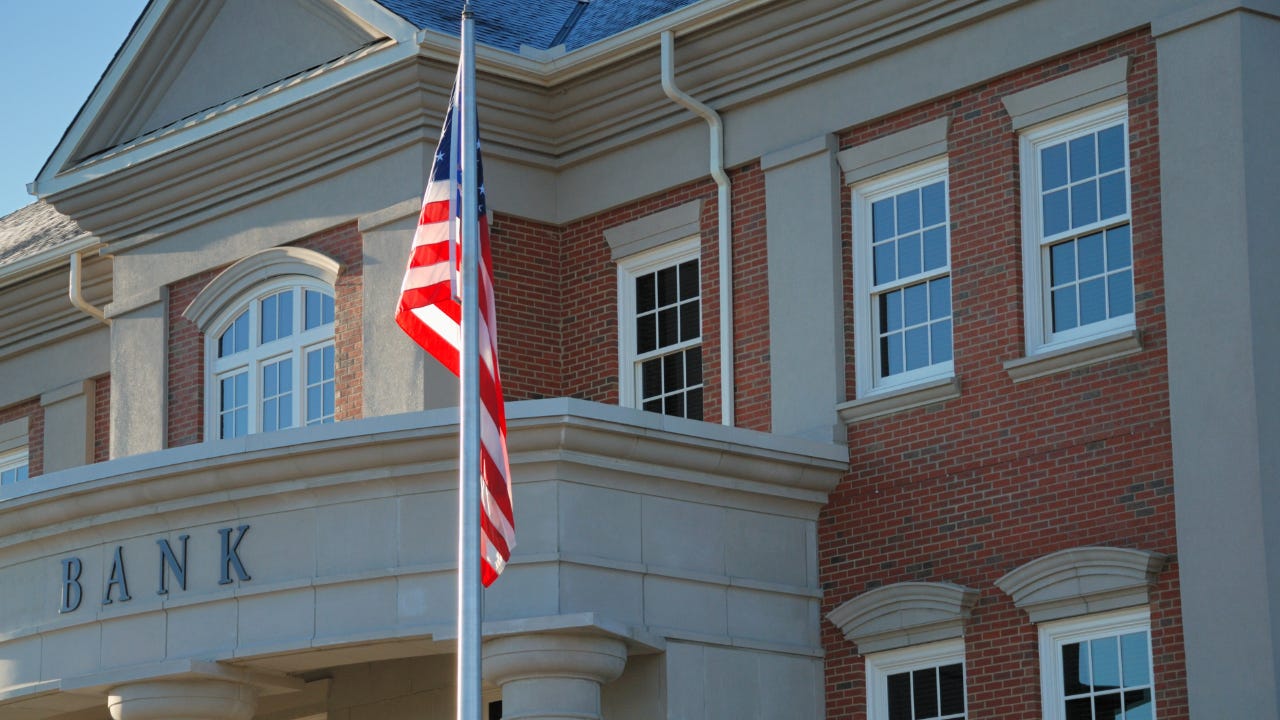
[678,260,699,301]
[261,294,277,343]
[1120,632,1150,686]
[305,290,335,329]
[922,181,946,227]
[1043,189,1070,236]
[664,393,684,417]
[307,386,322,421]
[897,191,921,234]
[873,198,896,241]
[875,242,897,285]
[323,345,334,378]
[881,290,903,332]
[904,283,928,326]
[663,353,683,393]
[658,307,679,347]
[686,346,702,386]
[1078,232,1105,278]
[220,311,248,357]
[887,673,912,720]
[1106,225,1132,270]
[1051,241,1076,287]
[657,266,678,306]
[912,668,938,718]
[263,402,277,432]
[899,233,922,278]
[643,399,662,413]
[637,314,656,354]
[923,227,947,271]
[938,663,964,715]
[278,291,294,338]
[1063,642,1091,695]
[1069,134,1096,181]
[1071,180,1098,228]
[221,413,235,440]
[1097,124,1125,172]
[1042,143,1069,190]
[680,301,699,342]
[686,387,703,421]
[931,320,953,364]
[1079,278,1106,325]
[905,326,929,371]
[642,359,661,397]
[322,383,334,417]
[929,277,951,317]
[234,407,247,438]
[636,274,656,313]
[1108,271,1134,317]
[1064,697,1093,720]
[882,333,903,377]
[1053,288,1078,332]
[1098,171,1127,220]
[1090,637,1121,690]
[1123,689,1153,720]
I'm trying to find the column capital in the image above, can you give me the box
[108,679,257,720]
[483,632,627,720]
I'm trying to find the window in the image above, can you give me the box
[1039,608,1154,720]
[0,447,28,485]
[207,279,336,439]
[852,158,953,395]
[866,639,966,720]
[1021,101,1132,354]
[617,238,703,420]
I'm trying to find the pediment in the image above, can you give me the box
[37,0,415,187]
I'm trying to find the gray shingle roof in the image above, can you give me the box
[376,0,701,53]
[0,202,87,270]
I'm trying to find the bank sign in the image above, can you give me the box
[58,524,252,613]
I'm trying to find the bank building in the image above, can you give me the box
[1,0,1277,718]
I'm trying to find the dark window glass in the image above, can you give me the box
[636,274,656,313]
[657,265,678,306]
[887,672,912,720]
[678,260,698,301]
[912,668,938,718]
[938,663,964,715]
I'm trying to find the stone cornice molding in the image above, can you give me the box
[181,246,342,330]
[0,399,848,555]
[995,546,1168,623]
[826,581,978,653]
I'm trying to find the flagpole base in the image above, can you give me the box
[482,633,626,720]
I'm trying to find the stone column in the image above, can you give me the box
[482,633,627,720]
[107,679,257,720]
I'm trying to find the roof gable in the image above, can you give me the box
[35,0,416,196]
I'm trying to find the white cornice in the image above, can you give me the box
[0,398,848,548]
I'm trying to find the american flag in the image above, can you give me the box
[396,83,515,587]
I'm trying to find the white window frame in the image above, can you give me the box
[203,275,336,440]
[616,237,701,416]
[852,157,954,397]
[866,638,966,720]
[1020,100,1133,356]
[0,447,29,485]
[1039,607,1155,720]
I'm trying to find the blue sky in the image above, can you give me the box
[0,0,149,218]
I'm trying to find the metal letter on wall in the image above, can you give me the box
[218,525,252,585]
[102,545,132,604]
[157,534,190,595]
[60,557,83,613]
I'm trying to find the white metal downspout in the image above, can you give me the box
[69,249,109,325]
[660,30,734,427]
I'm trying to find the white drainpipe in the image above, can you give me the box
[660,30,734,427]
[69,249,109,324]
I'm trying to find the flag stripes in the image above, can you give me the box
[396,85,514,587]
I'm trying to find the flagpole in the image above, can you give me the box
[456,4,483,720]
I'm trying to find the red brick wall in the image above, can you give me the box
[822,30,1185,719]
[301,222,364,423]
[490,214,566,400]
[557,172,769,427]
[0,398,43,478]
[165,222,364,447]
[92,375,110,463]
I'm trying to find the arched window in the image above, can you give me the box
[183,247,342,441]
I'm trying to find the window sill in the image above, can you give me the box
[1004,328,1141,382]
[837,376,960,424]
